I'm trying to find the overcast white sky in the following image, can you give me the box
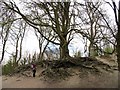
[1,0,119,64]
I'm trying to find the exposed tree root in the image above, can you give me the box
[10,57,117,79]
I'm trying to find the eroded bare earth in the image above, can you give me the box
[2,57,118,88]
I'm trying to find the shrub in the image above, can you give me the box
[104,45,113,56]
[2,59,14,75]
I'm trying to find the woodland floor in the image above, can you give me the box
[2,56,119,88]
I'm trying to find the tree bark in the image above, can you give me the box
[60,34,70,59]
[0,28,10,64]
[14,37,19,67]
[0,39,7,64]
[89,42,95,57]
[117,1,120,72]
[18,26,26,63]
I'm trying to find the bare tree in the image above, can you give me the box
[93,0,120,70]
[74,1,116,57]
[83,1,103,56]
[18,21,26,62]
[3,1,78,60]
[9,20,26,66]
[0,2,15,64]
[109,0,120,71]
[74,1,103,56]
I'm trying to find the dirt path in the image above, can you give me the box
[2,70,118,88]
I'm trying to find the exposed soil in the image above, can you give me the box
[2,69,118,88]
[2,56,119,88]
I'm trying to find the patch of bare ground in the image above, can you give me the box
[2,69,118,88]
[2,56,118,88]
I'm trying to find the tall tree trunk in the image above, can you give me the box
[59,2,70,60]
[17,37,23,64]
[89,42,95,57]
[0,29,10,64]
[60,34,70,59]
[89,23,95,57]
[18,28,25,63]
[0,40,7,64]
[117,1,120,88]
[14,37,19,67]
[38,39,42,60]
[60,43,69,60]
[117,1,120,72]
